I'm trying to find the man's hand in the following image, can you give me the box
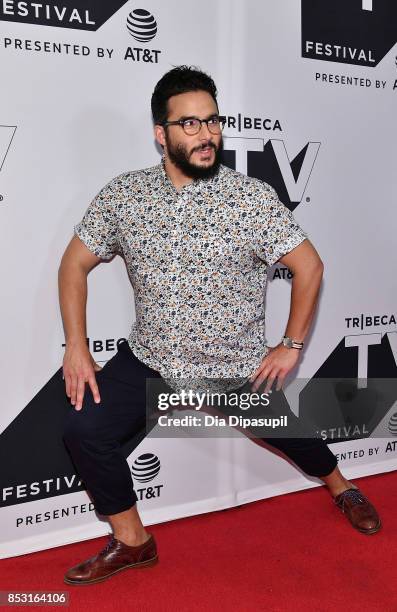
[62,341,102,410]
[248,344,302,393]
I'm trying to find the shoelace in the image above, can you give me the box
[99,535,116,556]
[337,489,365,510]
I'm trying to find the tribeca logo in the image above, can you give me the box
[301,0,397,67]
[222,136,320,212]
[0,124,16,180]
[0,0,129,31]
[223,113,282,133]
[61,336,127,353]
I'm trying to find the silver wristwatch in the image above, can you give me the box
[282,336,304,350]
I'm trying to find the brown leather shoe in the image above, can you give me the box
[334,487,381,534]
[64,533,158,585]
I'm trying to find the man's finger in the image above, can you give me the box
[249,363,267,384]
[249,351,275,384]
[88,375,101,404]
[75,378,86,411]
[70,378,78,405]
[275,371,287,392]
[264,374,277,395]
[275,377,285,392]
[251,368,271,392]
[64,374,72,398]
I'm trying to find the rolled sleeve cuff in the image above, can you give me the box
[265,229,308,267]
[74,222,116,261]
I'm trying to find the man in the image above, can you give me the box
[59,66,381,586]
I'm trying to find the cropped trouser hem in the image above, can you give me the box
[95,497,138,517]
[261,436,338,478]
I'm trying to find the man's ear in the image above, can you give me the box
[154,124,166,148]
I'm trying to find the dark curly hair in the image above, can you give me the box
[151,65,218,125]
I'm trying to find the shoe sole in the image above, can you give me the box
[63,555,159,586]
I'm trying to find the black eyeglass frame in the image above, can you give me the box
[161,115,226,134]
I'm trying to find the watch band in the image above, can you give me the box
[282,336,304,350]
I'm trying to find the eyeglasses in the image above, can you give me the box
[162,115,226,135]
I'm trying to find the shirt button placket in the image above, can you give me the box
[172,192,186,377]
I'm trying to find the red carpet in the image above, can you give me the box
[1,471,396,612]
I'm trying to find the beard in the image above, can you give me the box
[164,133,223,180]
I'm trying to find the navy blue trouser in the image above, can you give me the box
[63,340,337,516]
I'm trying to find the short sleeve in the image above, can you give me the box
[251,185,309,267]
[74,176,122,260]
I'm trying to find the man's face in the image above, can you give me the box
[159,90,223,180]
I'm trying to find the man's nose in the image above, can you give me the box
[198,121,212,139]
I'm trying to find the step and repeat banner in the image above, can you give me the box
[1,0,396,558]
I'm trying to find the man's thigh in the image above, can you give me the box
[64,341,163,442]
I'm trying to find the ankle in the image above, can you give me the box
[113,529,150,547]
[330,480,358,498]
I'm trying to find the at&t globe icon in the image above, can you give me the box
[388,413,397,436]
[126,8,157,42]
[131,453,161,483]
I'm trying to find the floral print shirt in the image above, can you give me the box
[74,160,308,395]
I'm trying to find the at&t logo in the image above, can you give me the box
[127,8,157,42]
[388,413,397,436]
[130,452,163,501]
[131,452,160,482]
[124,7,161,64]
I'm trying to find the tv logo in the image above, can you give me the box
[222,136,320,212]
[300,331,397,444]
[0,125,17,174]
[302,0,397,67]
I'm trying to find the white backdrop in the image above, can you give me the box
[1,0,396,558]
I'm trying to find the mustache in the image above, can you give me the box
[190,142,217,155]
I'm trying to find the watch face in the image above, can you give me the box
[283,337,293,348]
